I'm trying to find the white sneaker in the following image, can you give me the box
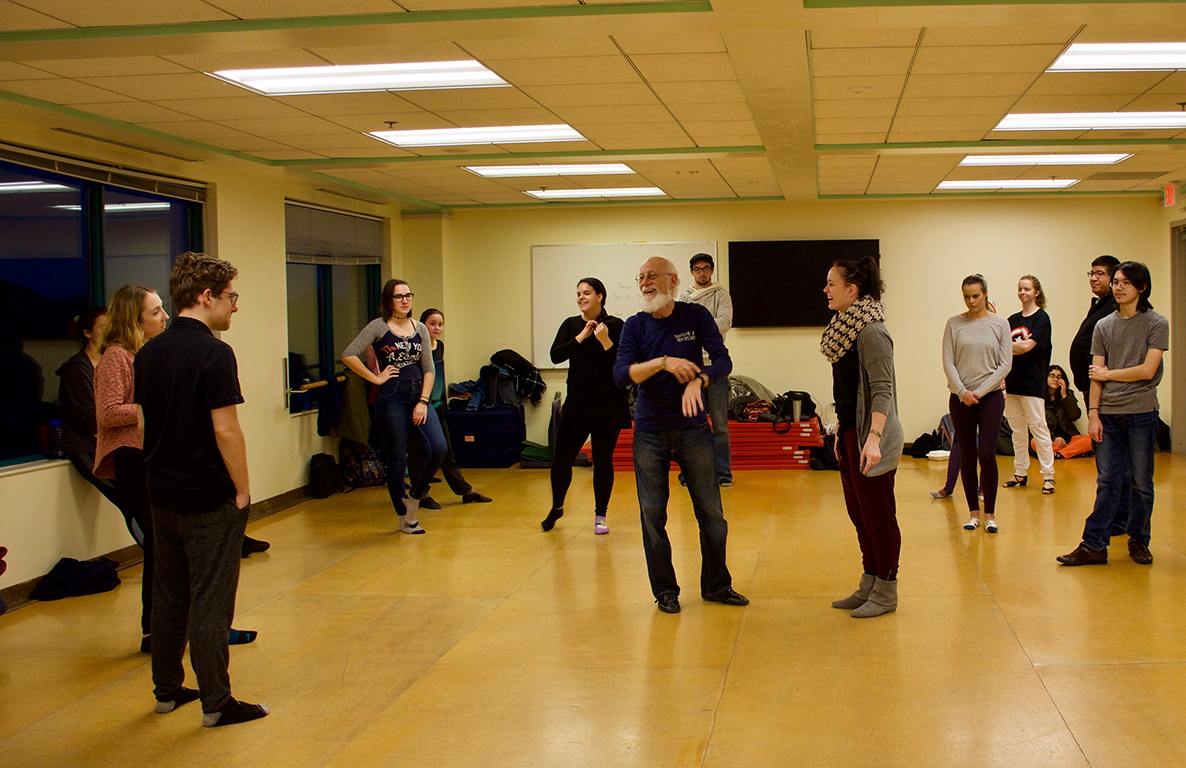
[985,520,998,533]
[963,518,980,531]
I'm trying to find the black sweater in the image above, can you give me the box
[551,315,629,422]
[1069,294,1117,394]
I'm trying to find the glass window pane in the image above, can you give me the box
[0,162,86,463]
[286,263,319,383]
[103,187,188,314]
[333,264,372,371]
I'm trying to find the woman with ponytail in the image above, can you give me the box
[541,278,629,534]
[821,256,903,618]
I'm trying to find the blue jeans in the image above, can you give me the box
[704,373,732,482]
[374,378,446,515]
[1082,412,1157,550]
[633,423,732,599]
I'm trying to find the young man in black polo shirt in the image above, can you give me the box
[135,252,268,727]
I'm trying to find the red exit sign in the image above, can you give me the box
[1165,184,1177,207]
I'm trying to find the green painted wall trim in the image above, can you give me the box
[818,138,1186,151]
[805,0,1183,7]
[442,195,783,211]
[272,145,767,168]
[819,190,1161,200]
[0,2,712,44]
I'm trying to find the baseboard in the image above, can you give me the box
[0,485,311,615]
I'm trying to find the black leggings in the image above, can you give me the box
[550,404,623,516]
[112,447,154,637]
[949,390,1006,515]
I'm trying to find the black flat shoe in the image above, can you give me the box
[656,593,681,613]
[419,496,442,510]
[704,587,750,606]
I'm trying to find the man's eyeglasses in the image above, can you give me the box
[636,272,670,284]
[691,266,713,274]
[220,291,239,306]
[1088,270,1110,278]
[393,292,414,301]
[1111,279,1133,289]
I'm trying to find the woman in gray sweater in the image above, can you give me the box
[942,275,1013,533]
[821,256,903,619]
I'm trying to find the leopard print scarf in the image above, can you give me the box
[820,296,885,364]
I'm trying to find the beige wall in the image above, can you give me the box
[441,196,1170,443]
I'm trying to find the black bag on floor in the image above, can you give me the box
[29,557,120,601]
[310,453,342,498]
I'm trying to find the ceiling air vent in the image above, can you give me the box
[1088,171,1166,181]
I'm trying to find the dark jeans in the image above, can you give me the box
[1092,437,1132,534]
[408,404,473,497]
[374,378,446,514]
[151,499,249,713]
[704,373,732,482]
[1082,412,1158,550]
[633,424,732,599]
[113,447,154,637]
[949,390,1006,515]
[551,403,623,515]
[837,429,900,581]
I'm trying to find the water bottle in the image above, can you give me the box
[46,419,64,460]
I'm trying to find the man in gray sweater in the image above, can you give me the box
[678,253,735,487]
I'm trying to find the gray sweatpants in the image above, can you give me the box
[150,499,249,713]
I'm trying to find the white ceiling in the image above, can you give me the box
[2,1,1186,209]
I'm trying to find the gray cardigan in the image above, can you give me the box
[853,322,903,477]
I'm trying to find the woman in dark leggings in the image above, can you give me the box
[541,278,629,534]
[942,274,1012,533]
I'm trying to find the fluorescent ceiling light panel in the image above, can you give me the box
[524,187,666,200]
[959,154,1131,166]
[0,181,73,193]
[1049,43,1186,71]
[995,112,1186,131]
[209,61,508,96]
[54,203,172,212]
[937,180,1079,190]
[371,124,584,147]
[464,163,634,177]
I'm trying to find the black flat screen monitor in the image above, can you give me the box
[728,239,880,328]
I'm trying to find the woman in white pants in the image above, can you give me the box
[1002,275,1057,494]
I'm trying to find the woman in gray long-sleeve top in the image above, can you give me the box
[943,275,1013,533]
[821,256,903,619]
[341,279,446,534]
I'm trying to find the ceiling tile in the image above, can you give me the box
[214,116,353,137]
[810,48,915,78]
[0,78,130,104]
[1025,72,1171,96]
[21,57,188,78]
[694,134,762,147]
[503,140,601,154]
[911,45,1062,75]
[903,73,1037,98]
[866,180,939,194]
[812,75,906,101]
[520,83,658,107]
[579,122,686,140]
[324,112,452,133]
[816,133,888,145]
[276,133,397,151]
[1008,94,1133,113]
[431,108,563,127]
[252,149,329,160]
[202,135,294,152]
[889,115,998,132]
[814,99,898,119]
[132,121,254,140]
[16,0,233,26]
[1125,94,1186,112]
[320,147,419,158]
[816,116,893,134]
[895,96,1015,116]
[155,97,306,121]
[711,157,778,172]
[810,28,922,49]
[0,62,61,80]
[85,101,198,123]
[79,73,246,101]
[875,154,962,168]
[395,88,540,111]
[0,0,71,30]
[160,50,330,71]
[651,80,747,104]
[551,104,674,124]
[1060,180,1137,192]
[630,53,737,83]
[981,129,1088,141]
[1145,71,1186,94]
[613,33,726,55]
[311,42,470,65]
[461,37,619,60]
[486,56,640,87]
[1079,128,1185,140]
[273,92,425,116]
[920,25,1079,46]
[211,1,402,19]
[593,136,696,150]
[817,156,878,168]
[885,130,991,142]
[667,102,753,122]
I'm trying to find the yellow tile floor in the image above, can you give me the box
[3,453,1186,767]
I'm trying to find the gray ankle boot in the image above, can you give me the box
[831,573,876,609]
[851,577,897,618]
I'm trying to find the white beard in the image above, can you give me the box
[639,291,669,314]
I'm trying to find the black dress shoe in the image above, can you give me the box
[241,536,270,558]
[703,587,750,606]
[1056,544,1108,566]
[419,496,442,510]
[1128,539,1154,564]
[462,492,492,503]
[656,593,681,613]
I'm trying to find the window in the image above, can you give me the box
[0,157,203,467]
[285,203,383,412]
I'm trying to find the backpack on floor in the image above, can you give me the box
[310,453,343,498]
[339,438,386,488]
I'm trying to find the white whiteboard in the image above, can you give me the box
[531,241,717,368]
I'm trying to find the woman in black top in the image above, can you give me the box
[1002,274,1056,494]
[541,278,629,534]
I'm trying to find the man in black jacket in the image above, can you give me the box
[1068,255,1126,534]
